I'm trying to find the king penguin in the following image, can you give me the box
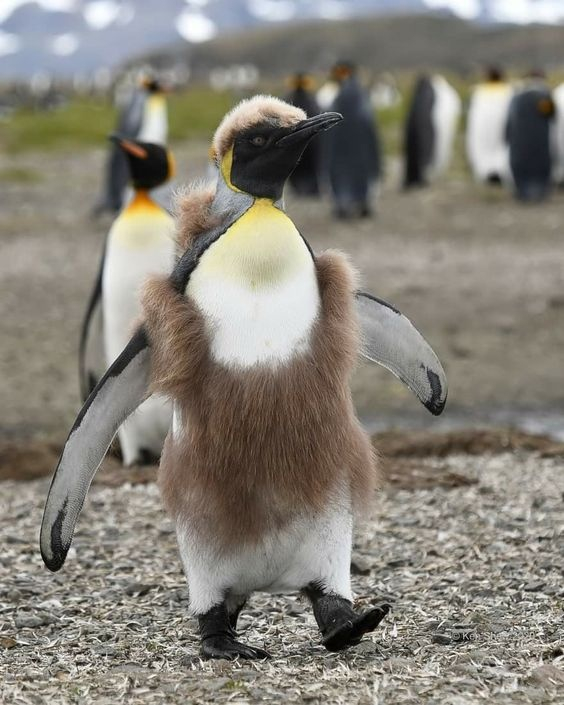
[79,136,175,465]
[466,67,513,185]
[325,61,381,218]
[506,74,555,202]
[404,74,461,188]
[41,96,448,660]
[284,72,322,196]
[94,76,169,216]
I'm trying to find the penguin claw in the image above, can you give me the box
[200,636,271,661]
[322,603,391,652]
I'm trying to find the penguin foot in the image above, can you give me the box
[198,602,270,660]
[200,636,271,661]
[322,603,391,652]
[304,584,391,652]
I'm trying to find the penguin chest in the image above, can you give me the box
[103,208,175,356]
[186,201,320,368]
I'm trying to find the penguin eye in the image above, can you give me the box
[250,135,267,147]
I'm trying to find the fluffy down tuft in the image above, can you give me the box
[211,94,306,163]
[173,181,218,254]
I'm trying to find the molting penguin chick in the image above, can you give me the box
[41,95,448,661]
[79,136,175,465]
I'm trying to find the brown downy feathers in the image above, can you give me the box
[141,250,379,547]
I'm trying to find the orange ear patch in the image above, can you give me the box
[538,98,555,117]
[167,150,176,179]
[120,140,148,159]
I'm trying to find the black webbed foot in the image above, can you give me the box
[322,603,391,652]
[201,635,270,661]
[198,601,270,661]
[304,584,391,652]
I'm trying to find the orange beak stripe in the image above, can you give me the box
[120,140,148,159]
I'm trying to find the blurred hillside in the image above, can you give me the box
[2,1,564,80]
[147,14,564,79]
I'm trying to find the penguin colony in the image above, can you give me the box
[42,95,448,660]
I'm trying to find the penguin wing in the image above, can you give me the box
[356,292,447,415]
[41,327,151,572]
[79,239,107,401]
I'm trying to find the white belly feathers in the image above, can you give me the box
[186,199,320,369]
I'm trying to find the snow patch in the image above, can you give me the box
[0,0,76,25]
[83,0,121,30]
[51,32,79,56]
[424,0,480,21]
[175,9,217,42]
[0,30,20,56]
[247,0,297,22]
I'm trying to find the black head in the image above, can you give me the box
[223,112,342,200]
[110,134,174,190]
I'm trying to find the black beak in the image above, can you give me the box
[276,112,343,147]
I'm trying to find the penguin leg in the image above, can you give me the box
[225,593,248,632]
[198,603,270,661]
[303,582,391,652]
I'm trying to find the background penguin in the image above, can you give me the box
[41,96,447,661]
[80,136,175,465]
[284,72,322,196]
[93,76,169,216]
[506,72,555,202]
[326,61,381,218]
[403,74,461,188]
[466,67,513,185]
[550,81,564,185]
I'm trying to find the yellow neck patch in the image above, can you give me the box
[125,190,162,215]
[190,198,310,288]
[220,146,244,193]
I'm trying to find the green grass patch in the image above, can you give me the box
[0,166,42,183]
[0,88,234,154]
[0,98,114,153]
[168,88,233,143]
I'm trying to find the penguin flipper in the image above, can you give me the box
[79,240,107,401]
[355,292,447,415]
[41,327,151,572]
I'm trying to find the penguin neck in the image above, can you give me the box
[126,188,160,214]
[211,169,285,221]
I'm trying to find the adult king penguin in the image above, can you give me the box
[466,67,513,184]
[404,74,461,188]
[506,73,555,202]
[93,76,169,216]
[326,61,381,218]
[284,72,322,196]
[42,96,448,659]
[79,136,175,465]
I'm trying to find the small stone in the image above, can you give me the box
[0,636,17,649]
[124,582,157,597]
[432,633,452,645]
[523,581,546,593]
[527,664,564,686]
[350,556,371,575]
[14,614,51,629]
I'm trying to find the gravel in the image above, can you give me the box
[1,451,563,704]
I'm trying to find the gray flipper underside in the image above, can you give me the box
[356,292,447,415]
[41,327,151,572]
[79,239,107,401]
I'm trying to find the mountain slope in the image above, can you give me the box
[1,0,564,80]
[148,14,564,79]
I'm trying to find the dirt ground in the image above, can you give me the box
[1,452,563,704]
[1,142,564,443]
